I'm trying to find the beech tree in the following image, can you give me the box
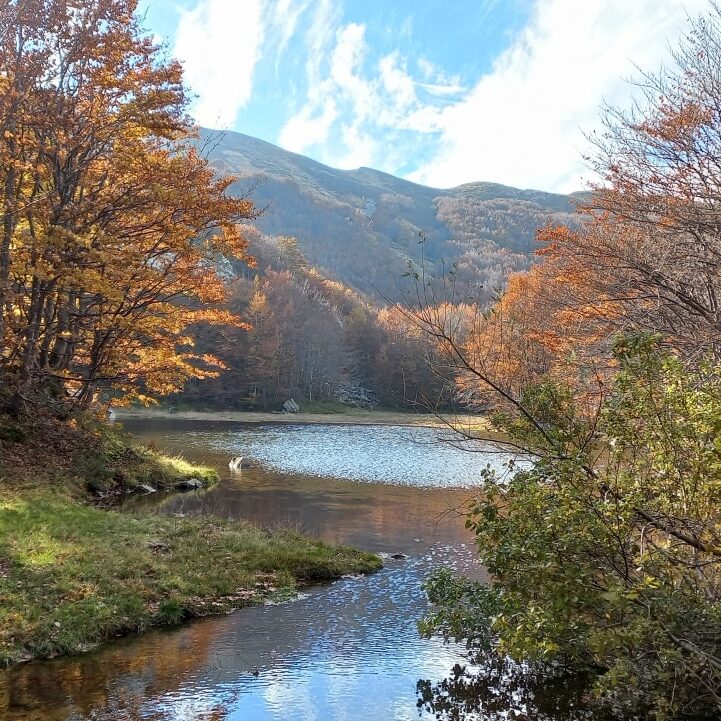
[0,0,254,415]
[571,3,721,353]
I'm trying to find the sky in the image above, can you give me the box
[140,0,709,193]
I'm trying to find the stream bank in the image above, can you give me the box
[0,416,381,667]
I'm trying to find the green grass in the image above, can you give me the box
[295,400,355,414]
[70,421,219,496]
[0,489,381,666]
[0,415,381,666]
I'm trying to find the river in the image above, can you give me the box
[0,418,607,721]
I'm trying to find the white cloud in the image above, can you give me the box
[279,20,375,162]
[279,97,338,151]
[380,54,417,110]
[303,0,341,91]
[269,0,311,60]
[409,0,710,192]
[174,0,709,192]
[276,9,341,153]
[174,0,266,128]
[277,16,462,171]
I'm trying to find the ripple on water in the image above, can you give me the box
[129,545,480,721]
[199,424,526,487]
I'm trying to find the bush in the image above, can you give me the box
[422,336,721,719]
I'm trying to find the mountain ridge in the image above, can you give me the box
[199,127,580,300]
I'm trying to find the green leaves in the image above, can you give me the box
[422,336,721,718]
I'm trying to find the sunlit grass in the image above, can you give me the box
[152,454,216,479]
[0,489,381,666]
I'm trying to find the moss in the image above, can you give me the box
[0,489,382,666]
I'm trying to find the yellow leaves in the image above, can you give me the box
[0,0,256,408]
[637,99,713,143]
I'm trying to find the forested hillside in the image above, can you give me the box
[175,130,579,410]
[201,129,578,301]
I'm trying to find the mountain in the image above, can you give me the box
[200,128,580,301]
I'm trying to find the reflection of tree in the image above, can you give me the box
[416,657,619,721]
[0,621,231,721]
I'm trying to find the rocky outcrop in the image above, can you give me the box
[335,384,378,409]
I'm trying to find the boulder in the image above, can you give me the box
[136,483,157,494]
[283,398,300,413]
[175,478,203,491]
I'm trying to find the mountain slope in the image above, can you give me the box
[200,128,579,300]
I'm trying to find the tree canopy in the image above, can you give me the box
[416,6,721,718]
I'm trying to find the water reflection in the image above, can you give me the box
[1,551,478,721]
[122,419,494,554]
[0,419,596,721]
[416,660,628,721]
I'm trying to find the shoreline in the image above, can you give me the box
[0,488,382,668]
[0,420,382,669]
[114,407,491,432]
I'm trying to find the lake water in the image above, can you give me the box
[0,419,606,721]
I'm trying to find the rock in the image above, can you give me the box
[136,484,157,494]
[283,398,300,413]
[175,478,203,491]
[335,383,377,409]
[378,551,409,560]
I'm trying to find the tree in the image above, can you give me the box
[415,6,721,718]
[0,0,255,415]
[575,3,721,353]
[422,337,721,718]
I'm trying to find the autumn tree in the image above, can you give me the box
[0,0,254,416]
[564,3,721,354]
[415,6,721,718]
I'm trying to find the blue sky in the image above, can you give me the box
[140,0,707,192]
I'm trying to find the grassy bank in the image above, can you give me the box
[0,490,381,666]
[0,415,382,667]
[0,412,219,499]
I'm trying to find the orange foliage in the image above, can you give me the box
[0,0,255,413]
